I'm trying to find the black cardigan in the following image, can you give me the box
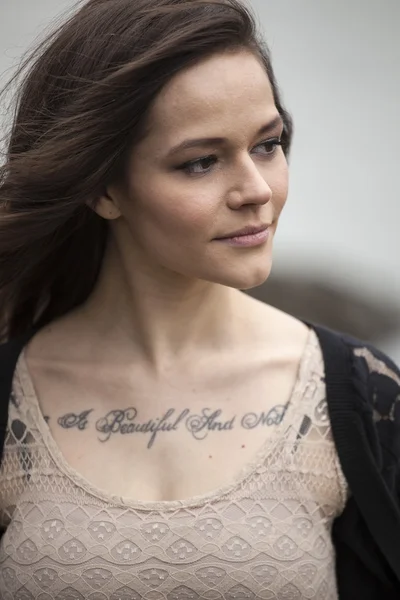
[0,322,400,599]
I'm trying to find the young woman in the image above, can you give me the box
[0,1,399,599]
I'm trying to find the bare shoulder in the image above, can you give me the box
[23,310,94,393]
[235,292,311,361]
[25,308,91,364]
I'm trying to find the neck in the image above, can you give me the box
[79,237,243,370]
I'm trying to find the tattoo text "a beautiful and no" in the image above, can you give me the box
[56,405,287,449]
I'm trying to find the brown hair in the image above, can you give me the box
[0,0,293,341]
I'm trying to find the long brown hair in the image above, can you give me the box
[0,0,293,341]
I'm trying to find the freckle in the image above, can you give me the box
[209,455,213,459]
[242,445,246,449]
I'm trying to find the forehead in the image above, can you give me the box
[144,50,277,146]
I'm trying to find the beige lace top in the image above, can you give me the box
[0,330,348,600]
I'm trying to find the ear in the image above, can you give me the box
[91,185,122,220]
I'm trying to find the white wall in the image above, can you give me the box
[251,0,400,301]
[250,0,400,360]
[1,0,399,357]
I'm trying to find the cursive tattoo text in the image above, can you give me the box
[58,409,93,431]
[56,403,288,448]
[96,408,190,448]
[186,408,235,440]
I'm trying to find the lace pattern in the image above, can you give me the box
[0,330,347,599]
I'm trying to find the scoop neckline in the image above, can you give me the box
[15,327,316,512]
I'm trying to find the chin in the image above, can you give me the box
[214,260,273,291]
[208,238,275,290]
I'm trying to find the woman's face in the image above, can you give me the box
[112,49,289,290]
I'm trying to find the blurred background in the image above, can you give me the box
[0,0,399,360]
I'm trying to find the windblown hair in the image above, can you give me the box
[0,0,293,341]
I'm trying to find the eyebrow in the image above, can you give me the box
[167,114,284,156]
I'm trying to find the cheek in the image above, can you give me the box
[270,160,289,216]
[128,178,216,239]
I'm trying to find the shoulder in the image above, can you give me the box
[344,331,400,415]
[337,328,400,376]
[0,334,32,388]
[309,321,400,391]
[317,324,400,405]
[310,322,400,463]
[237,294,311,352]
[342,330,400,460]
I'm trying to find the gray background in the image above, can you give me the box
[1,0,399,358]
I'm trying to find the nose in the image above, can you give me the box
[226,156,272,210]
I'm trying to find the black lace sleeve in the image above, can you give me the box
[340,334,400,502]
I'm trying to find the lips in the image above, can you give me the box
[216,224,269,240]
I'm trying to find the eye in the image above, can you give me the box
[252,137,282,156]
[176,136,282,177]
[178,155,218,176]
